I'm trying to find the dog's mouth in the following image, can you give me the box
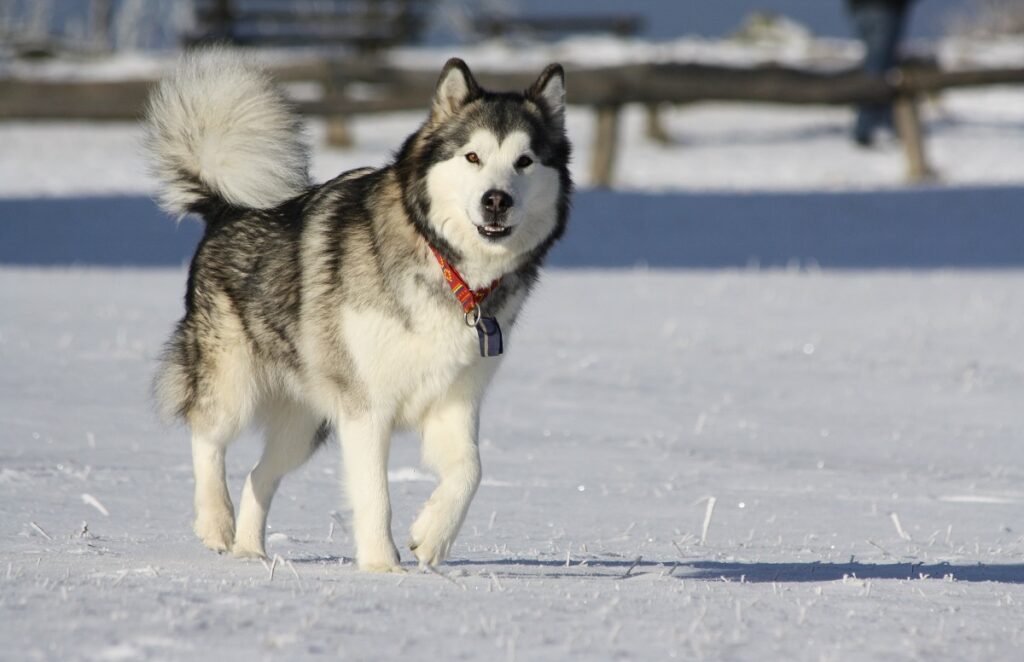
[477,224,513,239]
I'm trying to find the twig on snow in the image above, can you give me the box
[423,563,467,590]
[29,521,52,541]
[112,569,129,587]
[867,539,895,558]
[700,497,717,545]
[81,493,109,517]
[889,512,911,541]
[284,559,304,590]
[619,555,642,579]
[261,555,280,582]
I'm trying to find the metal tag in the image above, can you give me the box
[475,316,503,357]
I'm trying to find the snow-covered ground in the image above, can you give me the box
[2,268,1023,660]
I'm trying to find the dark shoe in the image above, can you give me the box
[853,131,874,148]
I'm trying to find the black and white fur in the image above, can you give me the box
[146,49,571,572]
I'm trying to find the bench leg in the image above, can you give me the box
[326,115,354,148]
[644,103,672,145]
[591,104,621,188]
[893,94,934,183]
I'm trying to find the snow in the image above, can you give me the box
[2,267,1024,660]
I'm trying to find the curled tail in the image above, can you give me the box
[145,48,309,217]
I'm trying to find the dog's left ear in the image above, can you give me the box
[432,58,480,120]
[528,64,565,129]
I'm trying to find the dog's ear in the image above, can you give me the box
[528,63,565,129]
[432,58,480,120]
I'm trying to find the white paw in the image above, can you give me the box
[194,510,235,552]
[231,540,267,560]
[409,507,455,567]
[356,543,402,573]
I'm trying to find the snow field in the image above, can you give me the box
[2,268,1023,660]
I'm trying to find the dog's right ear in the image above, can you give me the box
[432,58,480,120]
[528,63,566,130]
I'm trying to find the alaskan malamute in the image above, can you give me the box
[145,50,571,572]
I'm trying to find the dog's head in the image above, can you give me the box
[396,59,572,281]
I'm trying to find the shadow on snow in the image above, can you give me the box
[3,186,1024,268]
[444,558,1024,584]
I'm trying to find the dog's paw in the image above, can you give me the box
[356,544,403,573]
[409,509,455,567]
[231,541,267,560]
[194,511,235,553]
[409,538,453,568]
[231,524,268,560]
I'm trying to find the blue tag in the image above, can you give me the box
[476,316,503,357]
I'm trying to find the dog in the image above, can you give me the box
[145,49,572,572]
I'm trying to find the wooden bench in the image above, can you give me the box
[301,59,1024,186]
[185,0,431,52]
[3,59,1024,186]
[472,14,644,40]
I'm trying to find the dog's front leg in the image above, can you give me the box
[339,415,402,572]
[410,393,482,568]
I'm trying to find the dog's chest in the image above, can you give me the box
[339,283,510,423]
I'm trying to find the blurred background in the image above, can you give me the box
[1,0,1023,266]
[0,0,1002,49]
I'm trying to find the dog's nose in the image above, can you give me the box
[481,189,513,215]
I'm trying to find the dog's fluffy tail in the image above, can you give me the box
[145,48,309,217]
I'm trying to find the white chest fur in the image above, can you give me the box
[337,273,520,427]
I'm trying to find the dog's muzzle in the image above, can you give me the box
[479,189,514,238]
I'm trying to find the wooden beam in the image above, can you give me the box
[325,115,354,147]
[473,14,645,38]
[644,103,672,145]
[0,78,153,120]
[3,62,1024,121]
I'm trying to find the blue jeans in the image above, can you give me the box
[850,2,908,142]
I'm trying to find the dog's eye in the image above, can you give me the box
[515,155,534,169]
[465,152,480,164]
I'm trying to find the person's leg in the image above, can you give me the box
[852,3,906,144]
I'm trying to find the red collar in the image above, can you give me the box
[429,246,500,314]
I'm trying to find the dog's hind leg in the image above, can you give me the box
[233,400,325,559]
[191,430,238,552]
[339,416,401,572]
[409,392,482,568]
[186,313,257,553]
